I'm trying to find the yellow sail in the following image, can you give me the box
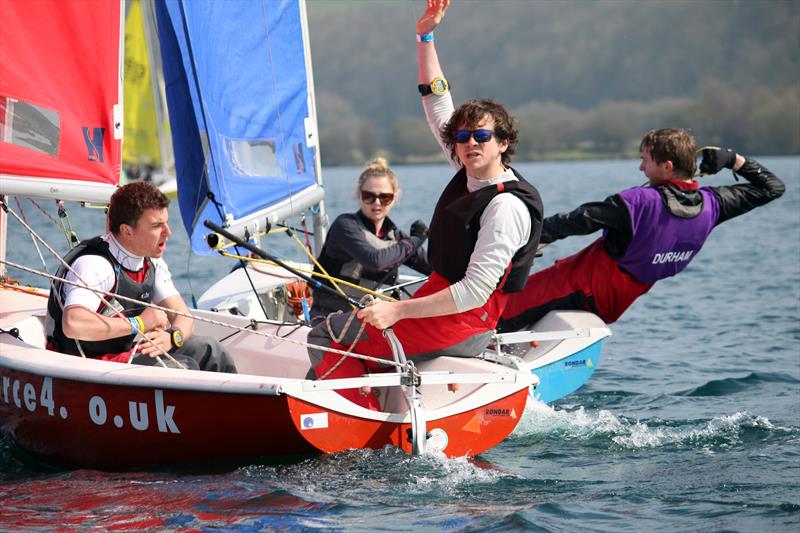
[123,0,160,169]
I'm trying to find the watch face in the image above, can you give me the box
[172,330,184,347]
[431,77,448,96]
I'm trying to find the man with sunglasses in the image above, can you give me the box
[497,129,785,332]
[306,0,543,409]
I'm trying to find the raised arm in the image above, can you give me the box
[541,196,631,244]
[417,0,459,168]
[417,0,448,86]
[357,1,462,330]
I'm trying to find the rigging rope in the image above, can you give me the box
[0,278,46,297]
[317,294,374,380]
[282,226,352,304]
[56,200,79,246]
[14,197,48,272]
[1,202,183,368]
[0,259,401,371]
[219,250,396,302]
[207,226,288,252]
[22,197,74,246]
[299,213,313,252]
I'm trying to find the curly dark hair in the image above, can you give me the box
[639,128,697,177]
[107,181,170,234]
[440,99,518,166]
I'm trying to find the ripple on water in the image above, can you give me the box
[681,371,800,397]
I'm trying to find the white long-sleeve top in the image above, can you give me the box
[423,93,531,312]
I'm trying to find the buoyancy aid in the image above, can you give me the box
[427,167,543,292]
[609,187,719,285]
[45,236,156,356]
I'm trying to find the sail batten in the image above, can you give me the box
[0,175,119,205]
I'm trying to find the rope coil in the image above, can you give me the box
[285,280,312,317]
[317,294,374,380]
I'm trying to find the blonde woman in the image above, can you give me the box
[310,157,431,319]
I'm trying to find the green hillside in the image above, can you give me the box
[306,0,800,164]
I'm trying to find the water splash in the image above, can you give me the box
[242,446,512,500]
[512,399,788,452]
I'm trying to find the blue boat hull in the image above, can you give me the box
[529,339,604,404]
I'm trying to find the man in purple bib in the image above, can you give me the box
[498,128,785,331]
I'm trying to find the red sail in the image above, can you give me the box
[0,0,122,189]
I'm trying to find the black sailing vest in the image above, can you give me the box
[45,236,156,356]
[427,167,543,293]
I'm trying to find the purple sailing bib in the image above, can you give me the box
[606,186,719,285]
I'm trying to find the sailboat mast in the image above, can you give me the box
[299,0,327,255]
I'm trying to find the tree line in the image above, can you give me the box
[319,81,799,165]
[307,0,799,165]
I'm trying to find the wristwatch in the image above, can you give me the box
[418,76,449,96]
[168,328,184,349]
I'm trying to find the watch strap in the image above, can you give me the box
[432,77,449,96]
[418,77,449,96]
[167,328,184,349]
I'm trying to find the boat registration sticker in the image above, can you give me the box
[300,412,328,430]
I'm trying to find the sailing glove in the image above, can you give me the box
[410,219,429,240]
[699,147,737,175]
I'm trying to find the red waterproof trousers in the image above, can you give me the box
[500,238,652,329]
[312,272,509,409]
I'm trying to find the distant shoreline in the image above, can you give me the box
[322,151,800,168]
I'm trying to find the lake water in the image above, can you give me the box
[2,157,799,531]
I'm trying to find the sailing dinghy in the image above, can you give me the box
[159,0,612,406]
[0,0,548,469]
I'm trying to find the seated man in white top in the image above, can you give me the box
[45,181,236,373]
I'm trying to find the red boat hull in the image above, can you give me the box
[0,366,529,468]
[0,368,316,468]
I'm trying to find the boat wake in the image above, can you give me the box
[511,399,791,451]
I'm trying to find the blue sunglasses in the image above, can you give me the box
[453,129,495,143]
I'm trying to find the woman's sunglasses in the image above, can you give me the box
[360,190,395,204]
[453,129,495,144]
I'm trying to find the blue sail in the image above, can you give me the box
[155,0,323,255]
